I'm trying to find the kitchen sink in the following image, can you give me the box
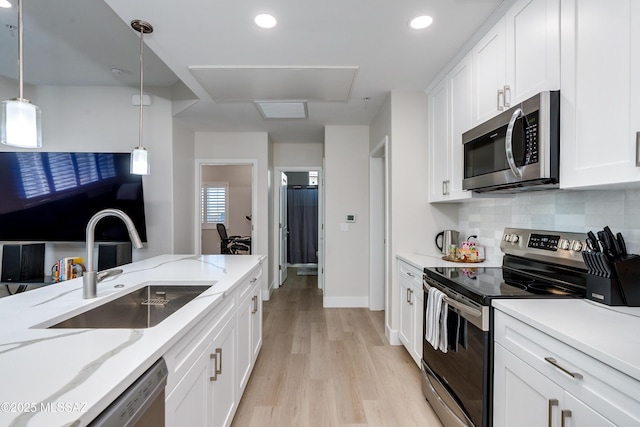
[48,282,214,329]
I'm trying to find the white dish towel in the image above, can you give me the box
[425,287,449,352]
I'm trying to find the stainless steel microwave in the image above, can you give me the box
[462,90,560,193]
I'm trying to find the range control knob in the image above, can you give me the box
[570,240,583,252]
[558,239,571,250]
[511,234,520,243]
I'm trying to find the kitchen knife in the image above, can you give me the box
[597,231,616,261]
[616,232,628,257]
[586,231,599,252]
[604,226,622,259]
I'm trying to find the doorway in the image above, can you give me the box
[274,167,324,291]
[370,136,388,314]
[195,161,256,255]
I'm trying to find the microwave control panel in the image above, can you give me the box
[523,113,538,165]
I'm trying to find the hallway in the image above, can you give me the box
[232,268,442,426]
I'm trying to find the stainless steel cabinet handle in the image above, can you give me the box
[250,277,258,283]
[504,85,511,108]
[406,271,415,278]
[409,288,413,305]
[441,180,450,195]
[406,288,411,303]
[497,88,505,111]
[636,132,640,167]
[505,108,525,178]
[209,348,222,381]
[252,295,258,313]
[544,357,583,379]
[561,409,572,427]
[548,399,558,427]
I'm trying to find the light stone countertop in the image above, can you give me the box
[492,298,640,382]
[396,251,503,270]
[0,254,264,427]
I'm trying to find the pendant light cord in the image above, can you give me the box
[17,0,24,100]
[138,27,144,150]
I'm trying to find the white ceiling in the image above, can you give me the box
[0,0,505,144]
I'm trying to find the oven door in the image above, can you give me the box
[422,279,490,427]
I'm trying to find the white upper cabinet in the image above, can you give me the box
[560,0,640,189]
[472,19,506,125]
[472,0,560,127]
[505,0,560,104]
[429,55,473,203]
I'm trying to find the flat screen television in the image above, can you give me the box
[0,152,147,242]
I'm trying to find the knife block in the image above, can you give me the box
[586,255,640,306]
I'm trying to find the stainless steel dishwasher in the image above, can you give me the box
[89,358,168,427]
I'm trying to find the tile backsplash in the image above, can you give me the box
[458,189,640,262]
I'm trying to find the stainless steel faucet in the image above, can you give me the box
[83,208,143,299]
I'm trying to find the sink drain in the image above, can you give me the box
[142,298,169,306]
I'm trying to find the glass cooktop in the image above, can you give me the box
[424,263,585,305]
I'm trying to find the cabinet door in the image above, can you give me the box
[251,283,262,362]
[237,292,253,393]
[165,344,211,427]
[505,0,560,105]
[472,18,506,126]
[494,343,564,427]
[447,54,473,200]
[409,285,424,366]
[428,77,450,202]
[560,0,640,188]
[563,392,616,427]
[211,313,237,427]
[398,269,413,349]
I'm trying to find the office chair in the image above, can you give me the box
[216,223,251,254]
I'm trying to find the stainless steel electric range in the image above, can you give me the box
[421,227,588,427]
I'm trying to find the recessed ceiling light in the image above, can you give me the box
[0,0,12,9]
[409,15,433,30]
[255,14,277,29]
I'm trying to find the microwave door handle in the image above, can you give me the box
[505,108,524,178]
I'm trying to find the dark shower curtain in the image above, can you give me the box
[287,186,318,264]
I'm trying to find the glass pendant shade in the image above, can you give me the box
[130,146,150,175]
[1,99,42,148]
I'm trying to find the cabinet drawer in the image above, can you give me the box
[165,295,236,394]
[494,311,640,426]
[398,261,422,289]
[238,266,262,301]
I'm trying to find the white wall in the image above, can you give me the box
[0,80,175,272]
[194,132,273,296]
[273,142,323,166]
[171,120,195,254]
[370,91,458,343]
[324,125,370,307]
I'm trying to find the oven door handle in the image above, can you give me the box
[505,107,525,178]
[424,281,482,318]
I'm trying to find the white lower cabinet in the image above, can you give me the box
[165,263,263,427]
[397,259,423,366]
[493,310,639,427]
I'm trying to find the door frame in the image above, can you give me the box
[273,166,324,291]
[194,159,257,255]
[369,136,389,314]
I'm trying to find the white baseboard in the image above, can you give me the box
[386,325,401,346]
[322,296,369,308]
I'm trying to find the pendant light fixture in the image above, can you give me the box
[1,0,42,148]
[130,19,153,175]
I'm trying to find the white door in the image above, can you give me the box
[279,172,288,285]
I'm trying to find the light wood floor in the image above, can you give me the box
[232,268,443,427]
